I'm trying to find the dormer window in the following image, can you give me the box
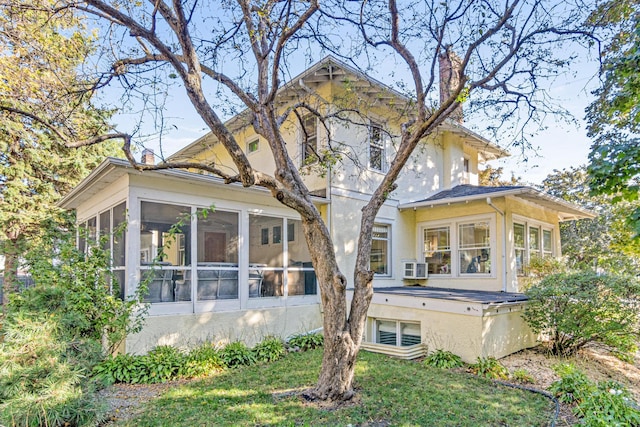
[369,121,384,172]
[462,157,470,184]
[302,115,317,165]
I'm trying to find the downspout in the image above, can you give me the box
[486,197,508,292]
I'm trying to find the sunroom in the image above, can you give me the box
[60,158,324,352]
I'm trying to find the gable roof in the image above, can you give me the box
[169,56,509,162]
[398,184,595,221]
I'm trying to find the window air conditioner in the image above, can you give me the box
[403,262,428,279]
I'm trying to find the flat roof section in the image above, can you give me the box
[373,286,528,304]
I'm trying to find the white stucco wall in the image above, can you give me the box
[125,304,322,354]
[359,291,537,362]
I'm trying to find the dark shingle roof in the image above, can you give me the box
[421,184,528,202]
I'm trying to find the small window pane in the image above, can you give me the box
[140,202,191,266]
[112,202,126,267]
[376,320,397,345]
[542,230,552,253]
[369,123,384,171]
[424,227,451,275]
[248,139,259,153]
[400,323,421,346]
[529,227,540,251]
[371,224,389,275]
[273,225,282,244]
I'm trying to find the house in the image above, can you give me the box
[58,56,593,361]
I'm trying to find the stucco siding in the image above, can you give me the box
[125,304,322,354]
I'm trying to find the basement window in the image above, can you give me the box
[373,319,421,347]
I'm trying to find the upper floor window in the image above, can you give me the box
[370,224,390,276]
[369,121,384,171]
[247,138,259,154]
[301,115,317,165]
[424,226,451,275]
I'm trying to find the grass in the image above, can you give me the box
[114,349,555,426]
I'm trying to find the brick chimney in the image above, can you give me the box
[438,46,464,123]
[141,148,155,165]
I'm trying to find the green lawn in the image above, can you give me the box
[115,349,554,426]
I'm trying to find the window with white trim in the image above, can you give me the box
[369,121,385,171]
[513,220,555,276]
[370,224,390,276]
[421,216,493,277]
[301,115,317,165]
[424,226,451,275]
[459,221,491,274]
[373,319,421,347]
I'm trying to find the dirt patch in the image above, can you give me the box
[499,344,640,426]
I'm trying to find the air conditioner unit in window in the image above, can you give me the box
[402,262,428,279]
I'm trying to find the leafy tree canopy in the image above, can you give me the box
[586,0,640,233]
[542,166,640,274]
[0,0,120,297]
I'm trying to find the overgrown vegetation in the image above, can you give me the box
[287,331,324,351]
[523,271,640,359]
[550,363,640,426]
[0,230,145,426]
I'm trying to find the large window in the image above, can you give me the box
[373,319,421,347]
[369,121,384,171]
[249,215,316,298]
[140,202,192,303]
[421,218,492,276]
[301,115,317,165]
[370,224,390,275]
[513,220,555,276]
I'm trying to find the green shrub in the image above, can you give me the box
[93,353,151,384]
[548,363,594,403]
[511,369,536,384]
[181,342,225,378]
[146,345,185,383]
[576,381,640,426]
[469,357,509,380]
[549,365,640,425]
[253,336,286,363]
[523,272,640,358]
[423,349,464,369]
[220,341,256,368]
[288,332,324,351]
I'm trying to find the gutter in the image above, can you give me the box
[486,197,508,292]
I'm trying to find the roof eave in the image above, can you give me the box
[399,187,595,220]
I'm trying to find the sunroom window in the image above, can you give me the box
[249,215,316,298]
[196,208,239,301]
[140,202,192,303]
